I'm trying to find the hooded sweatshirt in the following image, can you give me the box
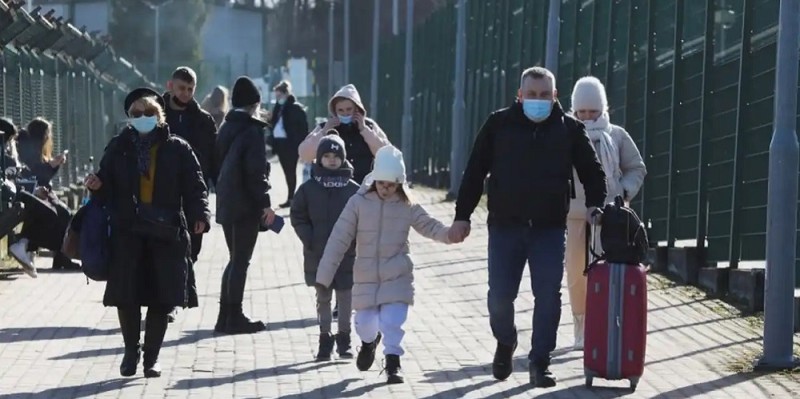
[297,84,390,183]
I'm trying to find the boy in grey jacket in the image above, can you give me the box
[290,132,359,361]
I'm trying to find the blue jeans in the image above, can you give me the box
[487,224,566,364]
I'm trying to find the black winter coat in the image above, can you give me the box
[269,95,309,148]
[455,101,607,227]
[290,163,358,289]
[163,93,219,184]
[94,125,210,307]
[214,111,272,225]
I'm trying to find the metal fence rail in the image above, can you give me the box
[346,0,790,282]
[1,2,155,190]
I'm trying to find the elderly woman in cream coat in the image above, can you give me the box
[566,76,647,350]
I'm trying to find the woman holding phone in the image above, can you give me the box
[297,84,390,184]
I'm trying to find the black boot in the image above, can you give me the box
[335,333,353,359]
[214,303,229,333]
[315,333,335,361]
[224,304,266,334]
[142,307,169,378]
[492,340,517,381]
[120,345,141,377]
[529,360,556,388]
[356,332,381,371]
[117,307,142,377]
[384,354,404,384]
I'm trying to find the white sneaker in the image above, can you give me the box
[10,239,37,278]
[573,315,585,350]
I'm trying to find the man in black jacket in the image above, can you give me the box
[269,80,308,208]
[163,66,217,320]
[213,76,276,335]
[449,67,607,388]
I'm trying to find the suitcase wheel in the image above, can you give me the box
[629,377,639,391]
[585,376,593,388]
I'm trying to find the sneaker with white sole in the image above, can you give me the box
[10,239,37,278]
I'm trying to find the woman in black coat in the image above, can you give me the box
[213,76,275,335]
[84,88,210,378]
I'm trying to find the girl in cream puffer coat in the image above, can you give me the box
[316,145,452,385]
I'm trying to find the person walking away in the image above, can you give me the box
[84,87,210,378]
[290,132,359,361]
[201,86,230,130]
[565,76,646,350]
[298,84,389,185]
[270,80,309,208]
[448,67,607,388]
[163,66,217,320]
[213,76,276,334]
[316,145,453,384]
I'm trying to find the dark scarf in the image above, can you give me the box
[130,128,161,178]
[312,163,353,188]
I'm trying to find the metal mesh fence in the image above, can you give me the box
[348,0,791,281]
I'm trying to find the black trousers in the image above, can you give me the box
[185,232,203,308]
[18,192,69,252]
[220,219,260,305]
[117,305,171,361]
[273,138,298,201]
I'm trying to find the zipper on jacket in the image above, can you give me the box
[375,199,385,305]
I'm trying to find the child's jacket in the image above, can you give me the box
[316,182,450,310]
[291,163,359,289]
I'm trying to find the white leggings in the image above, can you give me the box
[354,303,409,356]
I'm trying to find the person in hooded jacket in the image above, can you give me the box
[298,84,390,185]
[213,76,277,335]
[270,80,309,208]
[290,132,359,362]
[565,76,646,350]
[84,87,210,378]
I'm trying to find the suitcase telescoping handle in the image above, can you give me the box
[582,214,604,276]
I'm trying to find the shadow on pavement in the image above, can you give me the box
[0,327,120,343]
[265,317,316,331]
[0,378,135,399]
[275,378,387,398]
[420,352,581,384]
[50,329,217,360]
[649,372,782,399]
[170,360,346,389]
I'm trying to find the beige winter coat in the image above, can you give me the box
[298,84,389,163]
[316,184,450,310]
[569,122,646,218]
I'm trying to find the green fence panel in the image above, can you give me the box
[340,0,799,284]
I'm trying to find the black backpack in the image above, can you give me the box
[588,195,649,266]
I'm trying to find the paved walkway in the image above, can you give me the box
[0,160,799,398]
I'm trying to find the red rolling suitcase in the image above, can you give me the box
[583,259,647,391]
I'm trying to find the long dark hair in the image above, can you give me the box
[25,117,53,163]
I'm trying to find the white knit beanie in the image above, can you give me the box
[370,145,406,184]
[571,76,608,112]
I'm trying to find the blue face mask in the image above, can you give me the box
[522,99,553,122]
[338,114,353,125]
[277,97,286,105]
[130,116,157,133]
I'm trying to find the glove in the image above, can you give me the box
[586,206,603,226]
